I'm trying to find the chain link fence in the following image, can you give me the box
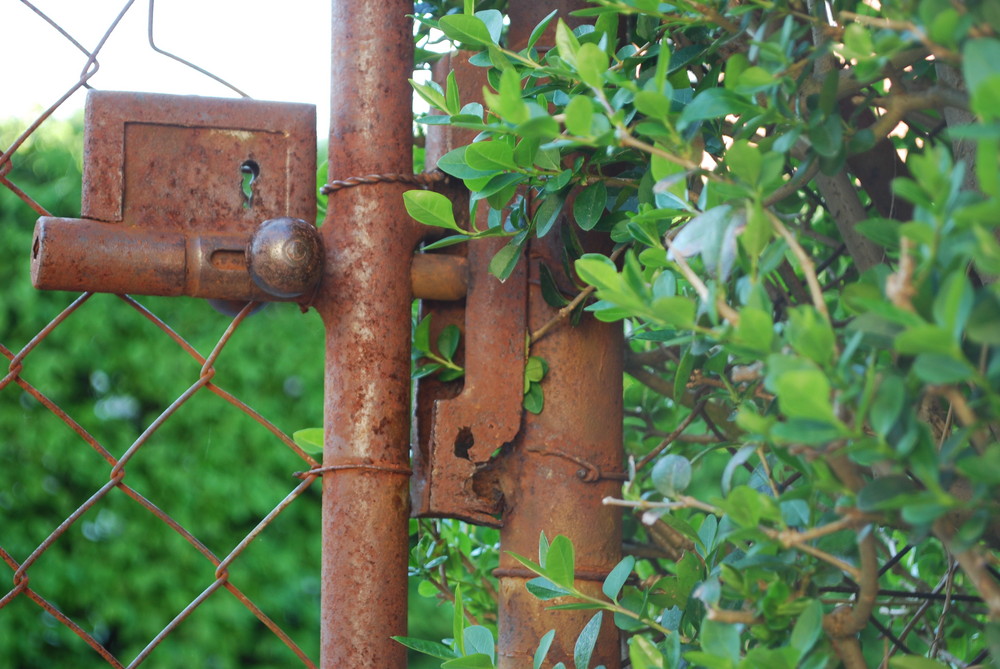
[1,2,326,666]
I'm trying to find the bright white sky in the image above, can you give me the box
[3,1,337,133]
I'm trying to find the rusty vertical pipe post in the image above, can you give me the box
[495,230,624,668]
[317,1,416,666]
[494,1,624,666]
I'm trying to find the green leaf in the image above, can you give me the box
[699,618,742,664]
[486,67,530,125]
[912,354,974,384]
[438,324,461,360]
[773,368,837,423]
[735,307,774,354]
[489,240,524,282]
[404,190,463,231]
[602,556,635,602]
[963,38,1000,95]
[534,630,557,669]
[575,254,620,291]
[574,182,607,230]
[629,635,665,669]
[292,427,323,455]
[651,296,695,328]
[442,654,495,668]
[524,356,548,385]
[527,10,559,52]
[651,454,692,497]
[540,262,570,307]
[565,95,595,136]
[439,14,495,47]
[894,325,959,356]
[438,146,499,180]
[726,139,762,185]
[464,626,495,663]
[475,9,504,44]
[445,70,461,115]
[414,314,432,352]
[466,141,518,172]
[524,382,545,414]
[555,19,581,67]
[576,43,609,88]
[857,475,919,511]
[573,612,603,669]
[888,657,951,669]
[856,217,900,249]
[410,78,449,112]
[535,191,568,237]
[967,292,1000,345]
[785,306,835,367]
[808,114,844,158]
[723,485,779,528]
[546,535,576,589]
[677,88,755,131]
[391,636,458,660]
[932,271,973,339]
[790,599,823,657]
[741,200,771,259]
[527,576,572,600]
[870,374,905,437]
[524,576,570,608]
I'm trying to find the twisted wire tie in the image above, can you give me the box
[321,170,449,194]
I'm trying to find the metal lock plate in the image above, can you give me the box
[32,91,317,300]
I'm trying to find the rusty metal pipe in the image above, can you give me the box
[496,229,624,668]
[412,253,467,301]
[495,1,623,665]
[316,0,416,666]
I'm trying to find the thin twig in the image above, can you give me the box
[767,210,835,330]
[635,398,708,470]
[530,246,627,343]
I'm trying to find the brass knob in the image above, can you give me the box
[247,217,323,299]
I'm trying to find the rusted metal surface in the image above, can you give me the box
[411,253,468,301]
[412,229,527,526]
[418,24,623,665]
[412,52,519,526]
[496,227,624,668]
[31,90,317,303]
[316,0,417,666]
[504,1,624,664]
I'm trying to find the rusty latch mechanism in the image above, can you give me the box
[412,225,527,527]
[31,91,320,303]
[28,89,528,527]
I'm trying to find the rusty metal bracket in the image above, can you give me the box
[411,231,528,527]
[30,90,320,303]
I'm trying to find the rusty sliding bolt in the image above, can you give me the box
[32,217,467,304]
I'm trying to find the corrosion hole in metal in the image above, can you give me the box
[454,426,474,460]
[240,159,260,208]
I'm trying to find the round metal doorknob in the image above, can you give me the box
[247,217,324,299]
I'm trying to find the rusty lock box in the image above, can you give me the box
[31,91,320,302]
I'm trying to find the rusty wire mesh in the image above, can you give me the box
[1,2,325,666]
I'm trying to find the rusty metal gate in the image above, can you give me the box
[1,0,623,666]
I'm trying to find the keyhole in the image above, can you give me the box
[240,160,260,208]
